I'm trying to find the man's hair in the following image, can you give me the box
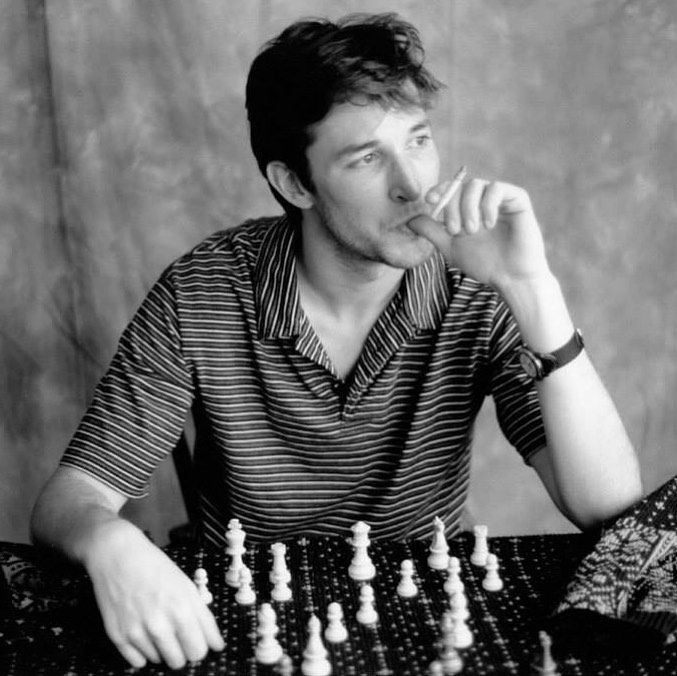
[245,13,442,221]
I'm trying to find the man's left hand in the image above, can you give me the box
[408,177,551,290]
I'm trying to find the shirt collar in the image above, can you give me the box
[254,216,452,340]
[400,251,452,330]
[254,216,302,340]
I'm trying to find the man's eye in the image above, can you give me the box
[412,134,432,147]
[359,152,378,165]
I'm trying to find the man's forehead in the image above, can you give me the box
[309,100,431,153]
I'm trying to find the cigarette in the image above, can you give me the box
[430,165,468,220]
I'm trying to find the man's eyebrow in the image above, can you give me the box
[335,117,433,160]
[410,119,432,134]
[334,139,379,161]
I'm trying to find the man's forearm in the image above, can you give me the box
[498,273,643,528]
[30,466,133,565]
[497,272,574,352]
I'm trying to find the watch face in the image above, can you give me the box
[519,350,541,379]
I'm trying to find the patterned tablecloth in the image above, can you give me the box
[1,528,676,675]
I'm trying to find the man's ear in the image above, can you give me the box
[266,161,314,210]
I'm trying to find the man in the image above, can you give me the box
[31,13,642,670]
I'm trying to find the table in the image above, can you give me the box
[1,531,674,675]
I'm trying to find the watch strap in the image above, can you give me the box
[521,329,585,380]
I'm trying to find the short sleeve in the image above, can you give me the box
[60,268,194,497]
[487,298,547,463]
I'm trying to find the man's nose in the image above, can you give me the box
[388,158,422,203]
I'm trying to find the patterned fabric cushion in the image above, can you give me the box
[551,474,677,652]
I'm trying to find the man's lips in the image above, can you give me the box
[394,207,433,230]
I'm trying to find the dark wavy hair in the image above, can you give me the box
[245,13,443,222]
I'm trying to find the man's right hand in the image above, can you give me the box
[84,520,224,669]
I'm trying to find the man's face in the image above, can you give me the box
[302,99,441,270]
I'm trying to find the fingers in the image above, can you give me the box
[117,642,148,670]
[407,214,453,256]
[126,626,162,664]
[107,601,224,670]
[149,598,224,669]
[148,616,197,670]
[196,604,227,653]
[459,178,485,234]
[427,173,512,235]
[171,604,217,666]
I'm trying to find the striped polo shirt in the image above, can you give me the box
[61,215,546,545]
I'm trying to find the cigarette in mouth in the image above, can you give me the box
[430,165,468,220]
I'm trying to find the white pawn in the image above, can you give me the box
[356,584,378,625]
[225,519,246,587]
[427,516,450,570]
[193,567,213,605]
[534,630,558,675]
[440,639,464,675]
[272,575,293,602]
[348,521,376,581]
[470,524,489,567]
[235,566,256,605]
[278,654,294,676]
[449,588,470,622]
[254,603,283,665]
[439,612,464,674]
[449,599,473,649]
[324,601,348,643]
[482,552,504,592]
[444,556,464,595]
[270,542,292,584]
[428,660,444,676]
[396,559,418,598]
[301,614,331,676]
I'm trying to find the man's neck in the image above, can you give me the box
[294,222,405,380]
[295,226,404,323]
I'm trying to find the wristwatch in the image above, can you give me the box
[517,329,584,381]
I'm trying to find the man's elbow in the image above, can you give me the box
[30,476,60,546]
[565,475,644,532]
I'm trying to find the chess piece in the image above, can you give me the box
[439,612,464,674]
[356,584,378,625]
[269,542,292,601]
[427,516,450,570]
[428,660,444,676]
[448,598,473,649]
[533,630,559,675]
[470,524,489,566]
[397,559,418,598]
[348,521,376,581]
[301,614,331,676]
[325,601,348,643]
[272,576,293,602]
[448,588,470,622]
[235,566,257,605]
[482,553,504,592]
[255,603,284,665]
[270,542,292,584]
[277,654,294,676]
[439,640,464,675]
[193,567,213,605]
[225,519,246,587]
[443,556,464,595]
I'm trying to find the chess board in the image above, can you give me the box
[1,532,675,675]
